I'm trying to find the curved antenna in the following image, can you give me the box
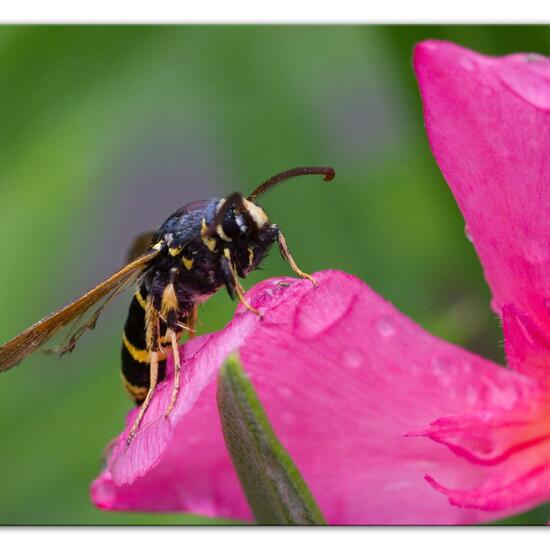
[204,192,246,237]
[248,166,335,201]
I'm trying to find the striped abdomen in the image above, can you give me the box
[121,286,171,404]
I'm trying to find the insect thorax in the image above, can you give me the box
[145,197,278,300]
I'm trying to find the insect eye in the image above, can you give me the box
[222,211,248,240]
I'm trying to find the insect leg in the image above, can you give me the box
[187,305,198,339]
[165,329,181,417]
[126,349,159,446]
[176,310,196,336]
[221,249,262,316]
[164,306,197,416]
[160,269,187,418]
[276,229,317,287]
[126,298,162,446]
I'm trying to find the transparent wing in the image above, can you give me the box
[126,231,157,262]
[0,250,159,372]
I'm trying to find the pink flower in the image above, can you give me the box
[413,39,550,513]
[91,40,550,524]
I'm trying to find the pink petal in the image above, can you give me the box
[414,41,550,381]
[503,303,550,383]
[91,270,538,524]
[410,393,550,513]
[426,462,550,512]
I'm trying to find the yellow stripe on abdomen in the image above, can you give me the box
[122,332,167,363]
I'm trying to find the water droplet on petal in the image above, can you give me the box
[277,385,293,398]
[251,373,266,384]
[375,316,395,337]
[498,57,550,111]
[525,241,550,265]
[465,385,478,406]
[423,42,438,51]
[385,480,411,492]
[341,349,363,369]
[459,56,476,71]
[294,284,359,339]
[430,356,453,387]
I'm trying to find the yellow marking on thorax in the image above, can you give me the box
[248,247,254,265]
[123,332,167,363]
[182,256,194,270]
[134,290,148,310]
[169,246,182,257]
[201,219,217,252]
[152,241,163,251]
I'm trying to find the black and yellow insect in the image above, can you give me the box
[0,166,335,443]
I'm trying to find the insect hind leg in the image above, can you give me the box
[125,294,163,446]
[124,276,196,443]
[126,350,159,446]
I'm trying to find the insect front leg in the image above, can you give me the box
[221,248,262,317]
[276,227,317,287]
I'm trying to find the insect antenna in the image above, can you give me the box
[247,166,335,201]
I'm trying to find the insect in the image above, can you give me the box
[0,166,335,444]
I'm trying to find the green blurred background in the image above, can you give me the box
[1,25,550,525]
